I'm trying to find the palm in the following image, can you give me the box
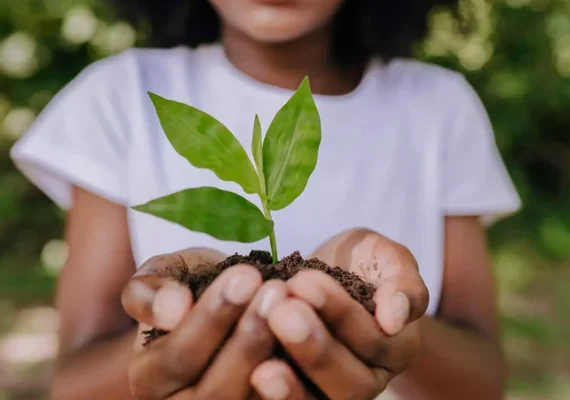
[311,228,411,286]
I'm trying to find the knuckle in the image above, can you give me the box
[138,254,170,274]
[409,278,429,315]
[140,253,188,280]
[417,281,429,309]
[389,243,418,271]
[178,247,227,265]
[350,227,376,236]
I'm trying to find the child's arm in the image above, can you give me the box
[390,216,504,399]
[50,187,138,398]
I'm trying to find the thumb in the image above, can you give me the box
[121,247,227,330]
[122,275,193,331]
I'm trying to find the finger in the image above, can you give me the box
[129,264,262,399]
[374,274,428,336]
[355,239,427,336]
[268,299,388,400]
[190,281,289,399]
[287,271,411,371]
[122,275,193,331]
[122,248,226,330]
[251,359,310,400]
[310,228,429,335]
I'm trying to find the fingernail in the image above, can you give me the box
[224,274,259,305]
[272,309,311,343]
[131,280,157,304]
[256,376,290,400]
[389,291,410,332]
[152,285,188,329]
[256,286,285,318]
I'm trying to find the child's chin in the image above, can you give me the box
[236,11,321,43]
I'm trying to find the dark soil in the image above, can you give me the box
[143,250,376,398]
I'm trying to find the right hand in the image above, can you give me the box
[121,247,288,399]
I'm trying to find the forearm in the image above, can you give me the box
[390,316,505,400]
[51,329,136,400]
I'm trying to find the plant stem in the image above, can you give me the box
[262,200,278,264]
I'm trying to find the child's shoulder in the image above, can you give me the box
[79,45,204,82]
[376,57,481,111]
[382,58,466,88]
[72,45,224,97]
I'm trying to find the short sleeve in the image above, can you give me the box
[10,52,132,209]
[441,76,521,225]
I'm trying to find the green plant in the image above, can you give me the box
[133,78,321,264]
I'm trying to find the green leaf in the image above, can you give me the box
[251,114,266,196]
[252,115,264,173]
[133,187,273,243]
[148,93,261,194]
[263,77,322,210]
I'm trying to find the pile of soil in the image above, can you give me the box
[143,250,376,398]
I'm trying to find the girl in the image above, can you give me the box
[10,0,520,399]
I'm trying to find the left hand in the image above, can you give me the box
[250,228,429,400]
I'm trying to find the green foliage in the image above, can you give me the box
[137,81,321,261]
[149,93,261,195]
[133,187,274,243]
[263,77,322,211]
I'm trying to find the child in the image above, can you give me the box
[11,0,520,399]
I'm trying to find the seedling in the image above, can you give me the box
[133,77,321,264]
[136,83,376,362]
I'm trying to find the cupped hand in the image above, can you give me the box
[251,229,429,400]
[121,248,287,400]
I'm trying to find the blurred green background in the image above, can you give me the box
[1,0,569,399]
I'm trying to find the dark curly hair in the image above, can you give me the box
[110,0,458,65]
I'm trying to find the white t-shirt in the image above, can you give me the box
[10,43,520,316]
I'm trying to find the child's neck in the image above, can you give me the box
[221,24,363,96]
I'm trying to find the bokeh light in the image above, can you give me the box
[61,6,99,45]
[2,107,35,140]
[0,32,38,78]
